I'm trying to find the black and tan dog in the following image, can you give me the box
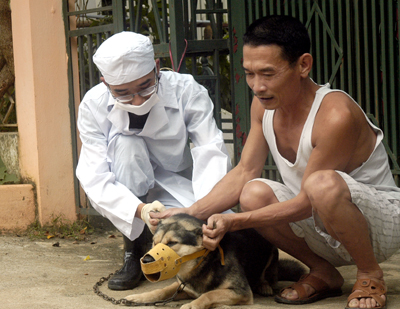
[125,213,304,309]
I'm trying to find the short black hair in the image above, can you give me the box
[243,15,311,66]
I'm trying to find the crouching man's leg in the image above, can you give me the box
[240,178,344,304]
[240,170,397,308]
[108,135,154,290]
[303,170,393,308]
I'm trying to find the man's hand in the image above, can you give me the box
[140,200,166,233]
[202,214,233,251]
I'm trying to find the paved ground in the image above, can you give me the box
[1,226,399,309]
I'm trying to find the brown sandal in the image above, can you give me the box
[274,274,342,304]
[345,278,387,309]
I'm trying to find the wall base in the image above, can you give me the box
[0,184,35,231]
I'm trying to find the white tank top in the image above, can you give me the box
[263,83,398,196]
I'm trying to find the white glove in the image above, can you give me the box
[141,200,166,233]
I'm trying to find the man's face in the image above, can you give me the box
[107,69,157,106]
[243,44,300,110]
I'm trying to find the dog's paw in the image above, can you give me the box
[141,200,166,233]
[124,292,154,303]
[255,282,274,296]
[180,303,203,309]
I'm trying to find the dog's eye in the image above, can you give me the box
[166,241,178,247]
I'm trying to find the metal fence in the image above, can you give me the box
[0,90,16,132]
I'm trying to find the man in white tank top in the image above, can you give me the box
[151,15,399,308]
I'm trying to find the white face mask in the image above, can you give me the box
[114,93,160,115]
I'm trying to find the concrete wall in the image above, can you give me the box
[1,0,77,231]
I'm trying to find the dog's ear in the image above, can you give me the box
[195,227,203,237]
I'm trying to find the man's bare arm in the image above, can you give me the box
[188,97,270,219]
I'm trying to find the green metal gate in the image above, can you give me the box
[229,0,400,185]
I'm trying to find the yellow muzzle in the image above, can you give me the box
[141,243,222,282]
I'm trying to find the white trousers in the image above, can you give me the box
[112,134,192,209]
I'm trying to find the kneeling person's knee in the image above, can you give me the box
[240,180,278,212]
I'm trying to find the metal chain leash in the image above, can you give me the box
[93,271,186,306]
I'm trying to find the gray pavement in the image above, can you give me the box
[1,228,399,309]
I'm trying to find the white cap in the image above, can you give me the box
[93,32,156,85]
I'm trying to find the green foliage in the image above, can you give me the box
[0,156,18,184]
[25,215,94,241]
[132,0,166,41]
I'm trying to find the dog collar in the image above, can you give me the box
[193,245,225,270]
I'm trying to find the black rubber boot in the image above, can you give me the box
[108,226,152,290]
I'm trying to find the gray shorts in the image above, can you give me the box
[251,171,400,267]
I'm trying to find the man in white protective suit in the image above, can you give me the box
[75,31,231,290]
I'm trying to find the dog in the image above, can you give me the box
[125,213,305,309]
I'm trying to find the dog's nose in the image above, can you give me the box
[142,254,155,264]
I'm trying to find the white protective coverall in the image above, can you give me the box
[76,70,232,240]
